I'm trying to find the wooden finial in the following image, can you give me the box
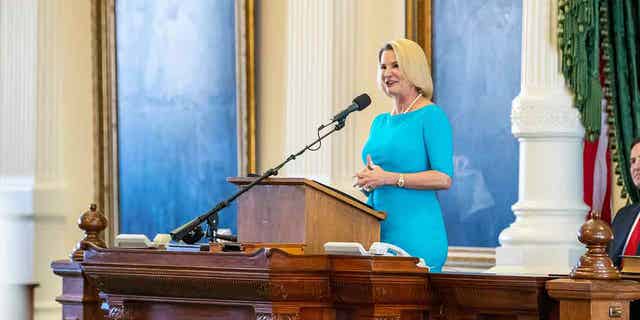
[570,210,620,279]
[71,203,108,261]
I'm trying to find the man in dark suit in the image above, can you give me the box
[607,138,640,267]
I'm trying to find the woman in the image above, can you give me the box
[355,39,453,272]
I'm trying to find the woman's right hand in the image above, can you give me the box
[354,155,379,192]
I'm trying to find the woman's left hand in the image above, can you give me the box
[355,155,395,190]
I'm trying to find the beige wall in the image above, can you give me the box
[33,1,95,319]
[351,0,406,164]
[255,0,287,172]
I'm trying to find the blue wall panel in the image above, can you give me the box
[434,1,522,247]
[116,0,238,239]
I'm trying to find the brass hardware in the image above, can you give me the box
[608,305,623,318]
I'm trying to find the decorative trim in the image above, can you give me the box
[91,0,118,245]
[405,0,432,66]
[108,305,124,320]
[235,0,256,175]
[245,0,256,175]
[443,246,496,272]
[256,313,300,320]
[557,0,602,141]
[599,0,633,200]
[33,301,61,313]
[511,97,585,137]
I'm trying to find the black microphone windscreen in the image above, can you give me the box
[353,94,371,110]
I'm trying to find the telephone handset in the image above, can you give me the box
[369,242,410,256]
[323,241,428,269]
[369,242,427,268]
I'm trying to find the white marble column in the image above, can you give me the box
[283,0,360,192]
[0,0,39,285]
[0,2,39,319]
[493,0,589,274]
[329,0,361,193]
[283,0,331,183]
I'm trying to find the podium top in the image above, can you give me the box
[228,177,386,220]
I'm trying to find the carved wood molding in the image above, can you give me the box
[256,313,300,320]
[107,305,127,320]
[90,0,119,246]
[84,272,272,300]
[83,270,332,302]
[405,0,432,66]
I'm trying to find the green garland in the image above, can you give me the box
[558,0,603,141]
[599,0,640,202]
[599,0,626,198]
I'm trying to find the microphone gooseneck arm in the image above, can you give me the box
[169,118,347,244]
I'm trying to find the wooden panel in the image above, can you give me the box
[237,184,306,243]
[304,186,380,254]
[51,260,104,320]
[430,273,557,320]
[229,177,385,219]
[231,177,384,253]
[127,302,254,320]
[546,278,640,320]
[72,247,433,319]
[558,300,590,320]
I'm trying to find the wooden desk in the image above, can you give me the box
[52,246,567,320]
[63,246,431,319]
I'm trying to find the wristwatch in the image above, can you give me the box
[396,174,405,188]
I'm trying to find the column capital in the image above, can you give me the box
[511,93,584,138]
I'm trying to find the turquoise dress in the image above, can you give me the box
[362,104,453,272]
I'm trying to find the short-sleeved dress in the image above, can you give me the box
[362,104,453,272]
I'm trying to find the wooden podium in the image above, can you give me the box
[228,177,385,254]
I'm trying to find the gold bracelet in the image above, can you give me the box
[396,174,405,188]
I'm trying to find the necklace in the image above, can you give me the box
[392,94,422,115]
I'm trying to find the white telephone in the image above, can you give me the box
[323,242,427,269]
[369,242,411,257]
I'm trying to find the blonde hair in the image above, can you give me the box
[378,39,433,100]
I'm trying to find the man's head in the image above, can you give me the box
[630,138,640,188]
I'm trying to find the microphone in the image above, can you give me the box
[331,93,372,122]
